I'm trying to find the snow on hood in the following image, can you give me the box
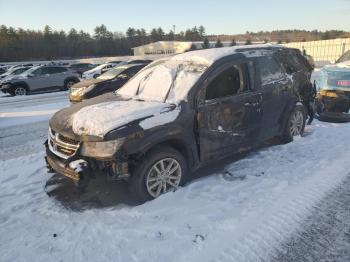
[71,100,179,137]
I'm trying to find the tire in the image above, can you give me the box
[93,74,100,79]
[129,146,188,203]
[280,104,306,143]
[13,86,27,96]
[63,79,78,90]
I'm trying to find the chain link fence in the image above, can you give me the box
[283,38,350,63]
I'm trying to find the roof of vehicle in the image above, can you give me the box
[171,44,284,65]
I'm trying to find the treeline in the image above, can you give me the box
[1,24,349,62]
[0,24,206,62]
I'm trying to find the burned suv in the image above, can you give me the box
[45,45,313,202]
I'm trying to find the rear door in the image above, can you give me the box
[196,60,262,162]
[256,56,292,139]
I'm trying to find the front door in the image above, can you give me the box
[197,61,262,162]
[27,67,52,91]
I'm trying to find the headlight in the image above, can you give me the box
[71,84,95,96]
[319,90,338,98]
[80,139,125,158]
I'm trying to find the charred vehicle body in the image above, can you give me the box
[69,63,148,103]
[45,45,313,202]
[315,51,350,122]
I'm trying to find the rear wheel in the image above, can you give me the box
[13,86,27,96]
[281,105,306,143]
[129,146,188,203]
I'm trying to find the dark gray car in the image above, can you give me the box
[1,65,80,96]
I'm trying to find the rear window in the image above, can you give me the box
[276,50,311,74]
[257,56,284,85]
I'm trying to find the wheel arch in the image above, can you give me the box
[128,137,197,171]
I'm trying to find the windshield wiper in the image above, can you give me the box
[163,65,182,103]
[136,70,154,96]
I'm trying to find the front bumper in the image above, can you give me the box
[316,92,350,123]
[45,142,90,185]
[0,83,12,93]
[45,139,129,185]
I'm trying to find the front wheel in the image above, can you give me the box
[13,86,27,96]
[280,105,306,143]
[129,146,188,203]
[63,79,78,90]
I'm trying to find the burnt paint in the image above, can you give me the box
[48,46,312,175]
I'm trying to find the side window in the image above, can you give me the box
[257,56,284,85]
[33,67,48,76]
[205,64,249,100]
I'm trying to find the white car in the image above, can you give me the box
[81,63,119,80]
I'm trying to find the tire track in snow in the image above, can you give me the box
[272,176,350,262]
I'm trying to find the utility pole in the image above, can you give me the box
[173,25,176,41]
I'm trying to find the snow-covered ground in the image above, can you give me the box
[1,88,350,262]
[0,91,69,128]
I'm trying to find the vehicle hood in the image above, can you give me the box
[49,93,180,140]
[72,78,108,88]
[1,74,21,83]
[324,62,350,72]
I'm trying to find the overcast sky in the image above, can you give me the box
[0,0,349,35]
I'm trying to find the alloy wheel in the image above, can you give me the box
[14,87,26,96]
[289,110,304,136]
[146,158,182,198]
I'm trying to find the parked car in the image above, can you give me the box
[0,65,80,96]
[69,63,95,76]
[45,45,313,202]
[0,67,7,74]
[82,63,120,79]
[0,66,32,80]
[69,63,148,103]
[315,51,350,122]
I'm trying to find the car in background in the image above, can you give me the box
[0,66,32,80]
[69,63,148,103]
[46,45,313,202]
[0,66,32,87]
[0,65,80,96]
[315,51,350,122]
[69,63,95,76]
[108,60,122,64]
[82,63,121,80]
[0,67,7,74]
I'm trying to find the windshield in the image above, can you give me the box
[117,60,208,103]
[97,66,128,80]
[13,67,29,75]
[23,66,41,75]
